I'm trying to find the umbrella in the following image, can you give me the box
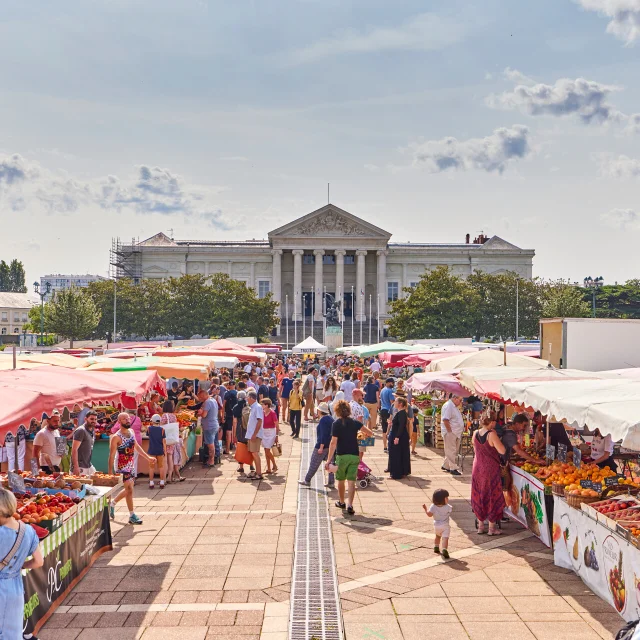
[428,350,549,372]
[86,356,210,379]
[153,347,265,363]
[351,341,416,358]
[405,371,468,396]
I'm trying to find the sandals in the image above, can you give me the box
[488,524,502,536]
[272,465,278,473]
[477,524,486,535]
[251,474,264,481]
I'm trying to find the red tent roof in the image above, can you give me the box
[0,367,165,438]
[204,339,253,352]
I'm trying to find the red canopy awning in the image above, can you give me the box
[204,339,254,352]
[153,348,263,363]
[0,367,165,437]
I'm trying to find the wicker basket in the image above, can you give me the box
[602,484,640,496]
[552,482,567,497]
[565,492,601,509]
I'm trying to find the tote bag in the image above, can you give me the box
[164,422,180,446]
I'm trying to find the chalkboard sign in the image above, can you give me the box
[546,445,556,462]
[573,446,582,469]
[605,476,621,487]
[580,479,599,492]
[30,458,39,477]
[8,472,26,494]
[55,437,68,457]
[557,444,567,463]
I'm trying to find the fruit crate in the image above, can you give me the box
[565,493,601,510]
[552,482,567,497]
[38,514,63,533]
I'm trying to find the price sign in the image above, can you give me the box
[55,436,68,457]
[580,479,599,491]
[524,434,531,448]
[30,458,39,477]
[546,444,556,462]
[573,446,582,469]
[605,476,621,487]
[8,471,26,494]
[557,444,567,463]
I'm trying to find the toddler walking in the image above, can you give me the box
[423,489,452,559]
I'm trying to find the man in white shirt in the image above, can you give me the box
[441,396,464,476]
[340,373,356,402]
[369,360,381,374]
[245,391,264,479]
[244,363,253,374]
[33,413,63,473]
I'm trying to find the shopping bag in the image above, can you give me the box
[234,442,253,465]
[271,443,282,458]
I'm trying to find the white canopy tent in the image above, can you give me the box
[428,349,549,372]
[292,336,328,354]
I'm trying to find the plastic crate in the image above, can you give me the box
[359,437,376,447]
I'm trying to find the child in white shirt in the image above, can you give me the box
[423,489,452,559]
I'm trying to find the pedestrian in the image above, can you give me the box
[423,489,452,559]
[72,409,98,476]
[147,414,167,489]
[363,376,380,431]
[245,390,264,480]
[279,370,295,423]
[410,397,420,455]
[302,369,317,421]
[161,400,185,483]
[379,378,395,452]
[388,396,411,479]
[223,380,238,455]
[0,488,44,638]
[339,373,356,402]
[288,379,303,438]
[325,400,372,516]
[108,413,156,525]
[441,396,464,476]
[32,412,63,473]
[197,389,220,467]
[300,403,335,488]
[260,398,279,474]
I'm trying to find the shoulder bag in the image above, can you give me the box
[0,522,26,570]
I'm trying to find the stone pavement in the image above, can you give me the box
[39,420,624,640]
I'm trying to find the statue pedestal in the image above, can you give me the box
[325,326,343,352]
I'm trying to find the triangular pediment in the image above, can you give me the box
[139,232,177,247]
[143,265,170,274]
[480,236,524,251]
[269,205,391,240]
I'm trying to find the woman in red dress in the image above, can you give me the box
[471,412,507,536]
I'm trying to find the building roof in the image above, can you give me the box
[0,292,39,309]
[41,274,106,279]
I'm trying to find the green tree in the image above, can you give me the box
[24,304,44,335]
[85,278,138,341]
[0,261,10,291]
[388,266,480,340]
[207,273,278,338]
[467,271,541,341]
[45,287,101,347]
[166,274,213,337]
[8,259,27,292]
[542,281,591,318]
[131,279,170,339]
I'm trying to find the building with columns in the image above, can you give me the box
[128,204,534,336]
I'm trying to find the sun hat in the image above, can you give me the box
[318,402,330,414]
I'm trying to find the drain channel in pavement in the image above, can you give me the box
[289,421,344,640]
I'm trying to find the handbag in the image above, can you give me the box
[0,522,26,569]
[234,442,254,466]
[271,443,282,458]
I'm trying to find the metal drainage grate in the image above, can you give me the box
[289,419,344,640]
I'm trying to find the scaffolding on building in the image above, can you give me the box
[110,237,142,283]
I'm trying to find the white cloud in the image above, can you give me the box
[364,164,380,172]
[574,0,640,44]
[503,67,536,85]
[601,208,640,229]
[408,125,531,174]
[487,74,624,125]
[595,152,640,178]
[0,154,229,227]
[288,12,466,64]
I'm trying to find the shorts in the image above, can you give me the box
[121,471,134,482]
[434,523,451,538]
[335,454,360,482]
[316,390,325,403]
[223,420,234,433]
[247,437,262,453]
[150,454,165,468]
[203,429,217,445]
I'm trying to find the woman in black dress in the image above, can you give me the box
[388,397,411,479]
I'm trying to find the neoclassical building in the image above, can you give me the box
[128,204,534,331]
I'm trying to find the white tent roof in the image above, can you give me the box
[292,336,328,353]
[428,349,549,372]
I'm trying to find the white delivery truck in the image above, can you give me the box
[540,318,640,371]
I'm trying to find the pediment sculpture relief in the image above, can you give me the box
[292,211,367,237]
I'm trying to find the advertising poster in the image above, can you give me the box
[505,466,551,547]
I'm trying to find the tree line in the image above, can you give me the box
[0,259,27,292]
[387,266,594,341]
[26,274,279,345]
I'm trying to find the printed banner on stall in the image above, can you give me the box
[505,466,551,547]
[22,501,113,635]
[553,497,640,622]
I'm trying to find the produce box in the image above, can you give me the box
[91,473,122,487]
[600,506,640,530]
[25,485,87,500]
[582,496,638,522]
[38,514,63,533]
[358,437,375,447]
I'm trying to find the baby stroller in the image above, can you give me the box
[357,461,375,489]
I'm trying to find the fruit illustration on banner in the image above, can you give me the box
[552,522,562,543]
[603,534,626,614]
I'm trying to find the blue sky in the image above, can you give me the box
[2,0,640,284]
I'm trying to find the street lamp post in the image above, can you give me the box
[33,281,51,347]
[583,276,604,318]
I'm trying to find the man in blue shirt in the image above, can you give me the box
[198,389,220,466]
[299,403,335,488]
[279,371,295,423]
[379,378,395,452]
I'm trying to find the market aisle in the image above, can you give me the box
[38,427,302,640]
[333,442,622,640]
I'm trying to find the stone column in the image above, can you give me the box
[250,262,256,290]
[292,250,303,321]
[402,263,408,297]
[227,260,232,276]
[355,250,367,321]
[335,250,346,321]
[377,250,388,316]
[313,250,324,320]
[271,250,282,312]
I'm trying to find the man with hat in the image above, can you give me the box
[299,402,335,488]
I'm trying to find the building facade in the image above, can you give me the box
[131,204,535,330]
[0,292,39,340]
[40,274,106,302]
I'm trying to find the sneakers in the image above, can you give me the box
[128,513,143,525]
[441,549,450,559]
[335,501,346,509]
[434,545,440,554]
[149,481,155,489]
[159,482,165,489]
[325,483,335,489]
[109,503,115,520]
[346,506,355,516]
[450,470,462,477]
[299,480,311,487]
[441,467,450,473]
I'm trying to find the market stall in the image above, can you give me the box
[292,336,328,354]
[428,349,550,372]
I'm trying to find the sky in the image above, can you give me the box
[1,0,640,286]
